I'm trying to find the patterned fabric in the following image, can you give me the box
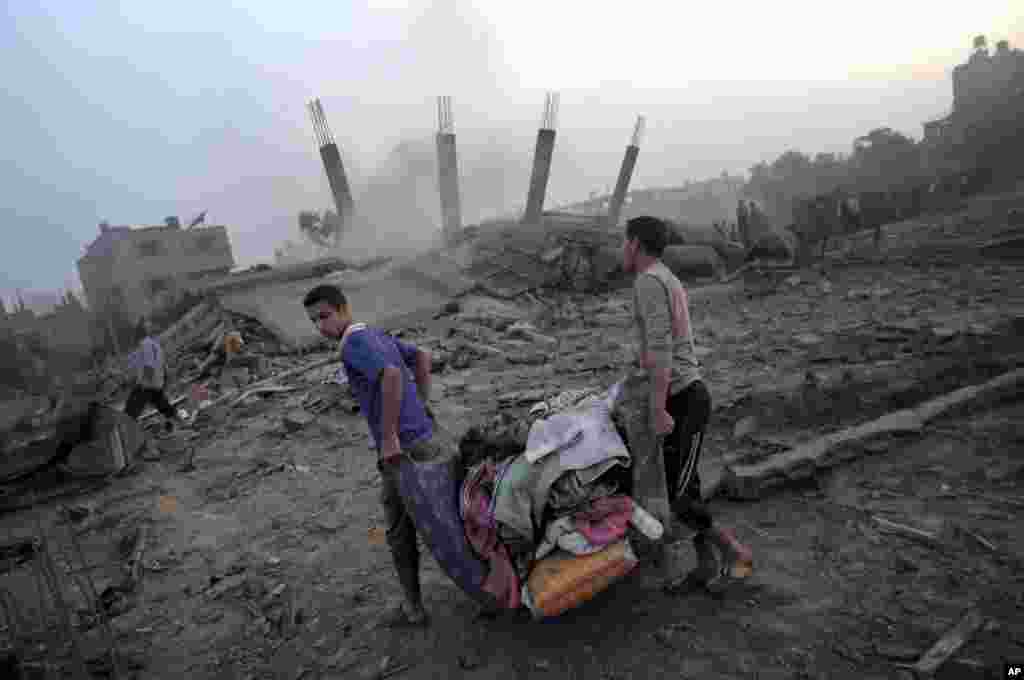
[396,455,496,609]
[460,461,521,609]
[572,495,634,546]
[534,495,634,562]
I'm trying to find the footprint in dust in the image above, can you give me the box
[716,579,801,610]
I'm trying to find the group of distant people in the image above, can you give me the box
[708,200,765,248]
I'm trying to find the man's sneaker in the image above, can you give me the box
[710,527,754,580]
[664,532,720,595]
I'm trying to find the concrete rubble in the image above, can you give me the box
[1,190,1023,679]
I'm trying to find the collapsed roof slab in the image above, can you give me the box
[217,251,475,350]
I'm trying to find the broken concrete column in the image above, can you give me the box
[309,98,355,244]
[435,96,462,242]
[605,116,645,228]
[522,92,559,225]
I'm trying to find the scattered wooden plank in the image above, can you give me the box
[138,394,190,423]
[913,368,1024,421]
[871,516,941,547]
[722,409,923,499]
[910,607,986,675]
[721,261,756,283]
[231,385,303,407]
[460,340,506,358]
[951,524,998,553]
[379,662,412,679]
[964,491,1024,510]
[200,357,335,412]
[123,526,148,592]
[718,368,1024,500]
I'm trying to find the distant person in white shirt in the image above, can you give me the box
[125,318,179,433]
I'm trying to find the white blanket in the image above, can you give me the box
[523,380,626,466]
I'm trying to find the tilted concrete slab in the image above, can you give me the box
[218,250,476,350]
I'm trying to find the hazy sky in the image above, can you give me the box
[2,0,1021,307]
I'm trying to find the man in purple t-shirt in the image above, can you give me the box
[303,284,437,626]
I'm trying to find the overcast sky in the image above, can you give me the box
[2,0,1021,308]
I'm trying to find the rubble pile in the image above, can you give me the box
[161,304,304,396]
[0,297,309,510]
[460,217,630,296]
[0,191,1022,678]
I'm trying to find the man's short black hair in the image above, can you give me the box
[303,284,348,309]
[626,216,669,257]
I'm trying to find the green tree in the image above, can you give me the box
[745,150,849,225]
[850,127,922,192]
[811,152,848,195]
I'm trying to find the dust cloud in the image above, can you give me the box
[335,135,533,260]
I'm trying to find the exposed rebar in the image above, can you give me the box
[307,101,320,147]
[312,100,325,147]
[631,115,646,148]
[36,535,89,680]
[317,100,334,146]
[308,98,336,148]
[63,517,121,679]
[540,91,560,130]
[437,96,454,134]
[313,99,325,147]
[309,96,355,225]
[28,538,57,680]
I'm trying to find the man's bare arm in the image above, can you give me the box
[647,365,671,416]
[379,366,403,457]
[636,275,675,414]
[413,349,432,403]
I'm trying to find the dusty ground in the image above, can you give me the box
[2,205,1023,679]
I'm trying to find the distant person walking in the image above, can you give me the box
[125,318,179,433]
[747,201,762,243]
[736,200,750,248]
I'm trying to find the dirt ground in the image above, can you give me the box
[2,206,1023,679]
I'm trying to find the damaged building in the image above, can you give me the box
[77,218,235,323]
[922,36,1024,181]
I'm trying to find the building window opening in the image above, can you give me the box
[147,278,171,296]
[194,234,217,252]
[138,240,162,257]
